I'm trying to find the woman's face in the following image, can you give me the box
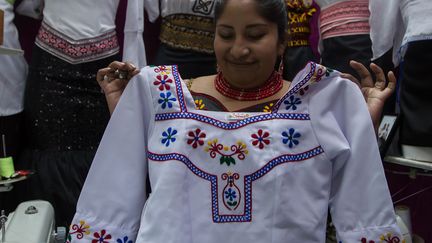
[214,0,285,89]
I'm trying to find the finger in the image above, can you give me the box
[341,72,361,89]
[370,63,386,90]
[349,60,373,87]
[386,71,397,92]
[124,61,137,71]
[377,71,397,100]
[121,62,140,80]
[108,61,127,72]
[128,69,140,80]
[114,69,129,79]
[96,67,113,82]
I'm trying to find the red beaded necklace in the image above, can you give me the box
[214,71,283,101]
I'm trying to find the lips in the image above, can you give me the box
[226,60,257,66]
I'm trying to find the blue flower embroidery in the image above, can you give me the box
[158,92,177,109]
[224,188,237,201]
[161,127,177,147]
[284,95,302,111]
[117,236,133,243]
[282,128,301,148]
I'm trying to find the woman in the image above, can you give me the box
[69,0,401,242]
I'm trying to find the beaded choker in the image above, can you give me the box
[214,71,283,101]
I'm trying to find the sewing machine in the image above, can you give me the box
[0,200,66,243]
[0,177,66,243]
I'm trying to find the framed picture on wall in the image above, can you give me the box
[378,114,400,157]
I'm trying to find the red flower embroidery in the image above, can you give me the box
[153,75,173,91]
[92,229,112,243]
[69,220,90,239]
[154,65,170,74]
[251,129,270,149]
[361,238,375,243]
[187,128,206,148]
[299,85,309,96]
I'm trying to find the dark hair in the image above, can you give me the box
[214,0,288,43]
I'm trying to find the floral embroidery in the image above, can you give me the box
[315,66,334,82]
[299,85,309,96]
[282,128,301,148]
[92,229,112,243]
[195,99,206,110]
[222,172,241,210]
[225,188,237,201]
[263,102,274,112]
[117,236,133,243]
[187,128,206,148]
[154,65,171,75]
[69,220,90,239]
[205,139,248,166]
[158,92,177,109]
[161,127,178,147]
[251,129,270,149]
[284,95,302,111]
[360,233,403,243]
[153,75,173,91]
[148,146,325,223]
[380,233,403,243]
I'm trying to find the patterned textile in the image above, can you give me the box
[159,14,215,54]
[36,21,119,64]
[319,0,370,39]
[285,0,317,47]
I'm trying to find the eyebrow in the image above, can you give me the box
[216,23,269,29]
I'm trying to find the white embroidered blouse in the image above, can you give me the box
[369,0,432,65]
[70,63,401,243]
[0,0,28,116]
[16,0,159,67]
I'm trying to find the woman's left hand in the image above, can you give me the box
[97,61,140,114]
[341,60,396,133]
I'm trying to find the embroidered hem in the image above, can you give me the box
[159,14,215,54]
[35,21,119,64]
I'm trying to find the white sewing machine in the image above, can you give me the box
[0,176,66,243]
[0,200,66,243]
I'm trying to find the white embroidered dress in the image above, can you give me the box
[70,63,401,242]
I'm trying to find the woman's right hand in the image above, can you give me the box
[97,61,140,114]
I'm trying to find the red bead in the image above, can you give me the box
[214,71,283,101]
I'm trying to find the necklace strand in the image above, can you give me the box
[214,71,283,101]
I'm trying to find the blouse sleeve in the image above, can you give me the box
[309,73,402,242]
[369,0,404,65]
[123,0,147,68]
[69,68,154,242]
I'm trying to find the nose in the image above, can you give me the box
[230,37,250,59]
